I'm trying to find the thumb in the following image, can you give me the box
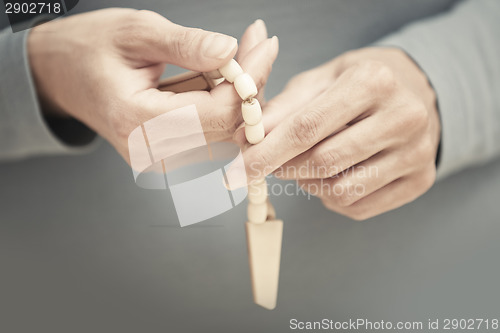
[132,11,238,72]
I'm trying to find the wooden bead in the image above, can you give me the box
[218,59,243,83]
[247,202,268,224]
[234,73,258,101]
[248,178,268,204]
[242,98,262,126]
[245,121,265,144]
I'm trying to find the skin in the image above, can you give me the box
[28,8,278,164]
[28,9,439,220]
[232,48,441,220]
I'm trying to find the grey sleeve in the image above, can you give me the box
[374,0,500,180]
[0,27,99,161]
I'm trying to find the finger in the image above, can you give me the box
[125,10,238,72]
[229,62,384,185]
[296,150,413,207]
[233,76,318,147]
[133,37,279,141]
[206,36,278,132]
[315,167,436,220]
[233,61,346,147]
[274,112,397,179]
[237,19,268,62]
[236,19,269,102]
[232,86,297,149]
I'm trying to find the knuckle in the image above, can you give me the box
[398,149,417,171]
[116,11,157,47]
[130,9,156,23]
[315,149,342,176]
[206,97,243,137]
[395,101,428,139]
[407,101,428,129]
[173,28,202,60]
[287,110,324,148]
[209,116,237,135]
[358,60,396,95]
[134,9,159,21]
[127,10,158,31]
[213,105,241,133]
[415,136,436,162]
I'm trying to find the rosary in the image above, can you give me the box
[159,59,283,310]
[218,59,283,310]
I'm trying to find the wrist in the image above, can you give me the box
[391,47,441,162]
[27,24,68,118]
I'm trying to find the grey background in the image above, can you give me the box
[1,1,500,332]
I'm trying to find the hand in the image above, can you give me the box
[232,47,440,220]
[28,9,278,163]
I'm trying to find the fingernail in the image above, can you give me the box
[270,35,279,50]
[252,19,268,40]
[254,19,266,30]
[203,34,238,59]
